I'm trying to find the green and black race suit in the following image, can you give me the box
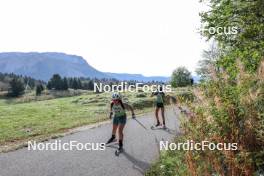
[153,91,165,108]
[111,102,127,125]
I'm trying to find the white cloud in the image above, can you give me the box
[0,0,208,76]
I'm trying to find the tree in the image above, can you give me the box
[88,80,94,90]
[62,77,69,90]
[182,1,264,175]
[36,84,44,96]
[77,78,82,89]
[200,0,264,72]
[8,78,25,97]
[83,80,94,90]
[47,81,52,90]
[68,78,73,88]
[72,78,79,90]
[171,67,193,87]
[47,74,64,90]
[196,42,220,81]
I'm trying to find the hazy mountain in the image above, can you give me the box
[105,72,170,82]
[0,52,109,81]
[0,52,170,82]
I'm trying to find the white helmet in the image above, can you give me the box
[112,92,121,100]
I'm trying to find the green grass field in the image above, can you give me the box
[0,88,192,153]
[0,91,157,147]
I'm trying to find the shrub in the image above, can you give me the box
[131,99,153,109]
[171,67,193,87]
[136,93,147,98]
[36,84,44,96]
[8,78,25,97]
[183,61,264,175]
[176,91,195,104]
[146,137,189,176]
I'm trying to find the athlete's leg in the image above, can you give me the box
[106,123,118,144]
[118,124,125,141]
[112,124,118,135]
[161,107,165,126]
[118,124,125,149]
[155,107,161,126]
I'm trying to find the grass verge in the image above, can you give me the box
[0,91,155,152]
[145,136,189,176]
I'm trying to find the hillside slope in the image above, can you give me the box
[0,52,108,81]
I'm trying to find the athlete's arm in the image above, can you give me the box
[123,103,135,118]
[162,92,165,101]
[109,102,113,119]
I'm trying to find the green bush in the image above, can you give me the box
[136,93,147,98]
[131,99,154,109]
[175,91,195,104]
[171,67,193,87]
[8,78,25,97]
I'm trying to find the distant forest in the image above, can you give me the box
[0,72,165,97]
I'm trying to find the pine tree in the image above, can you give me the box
[62,77,68,90]
[8,78,25,97]
[47,74,63,90]
[36,84,44,96]
[72,78,78,90]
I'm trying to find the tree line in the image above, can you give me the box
[0,72,44,97]
[46,74,95,91]
[2,73,169,97]
[1,69,195,98]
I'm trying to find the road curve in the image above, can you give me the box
[0,107,181,176]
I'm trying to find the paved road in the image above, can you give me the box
[0,107,181,176]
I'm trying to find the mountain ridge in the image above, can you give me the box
[105,72,170,82]
[0,52,170,82]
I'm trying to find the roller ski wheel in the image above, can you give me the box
[151,125,167,130]
[115,148,123,156]
[150,126,155,130]
[151,124,162,130]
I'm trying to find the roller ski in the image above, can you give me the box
[115,147,123,156]
[151,125,167,130]
[115,139,124,156]
[106,135,117,146]
[151,121,161,129]
[151,122,167,130]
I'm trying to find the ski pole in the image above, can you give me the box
[133,118,148,130]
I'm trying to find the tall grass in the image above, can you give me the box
[187,60,264,175]
[146,60,264,176]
